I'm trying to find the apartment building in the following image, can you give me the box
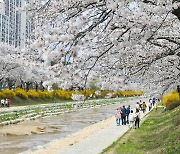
[0,0,32,48]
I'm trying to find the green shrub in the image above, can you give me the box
[15,88,28,99]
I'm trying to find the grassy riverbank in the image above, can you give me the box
[10,97,123,107]
[10,96,133,107]
[11,97,72,107]
[102,106,180,154]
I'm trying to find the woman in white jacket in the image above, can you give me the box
[129,110,135,129]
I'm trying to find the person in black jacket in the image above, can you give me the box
[121,105,127,125]
[126,105,130,124]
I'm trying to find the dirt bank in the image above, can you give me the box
[0,120,46,136]
[29,116,115,154]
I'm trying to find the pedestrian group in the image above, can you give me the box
[115,98,159,129]
[1,98,11,108]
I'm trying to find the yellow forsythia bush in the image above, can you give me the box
[133,90,144,96]
[15,88,28,99]
[0,91,7,98]
[101,90,112,98]
[121,90,143,97]
[163,91,180,108]
[0,88,143,100]
[38,91,53,99]
[0,89,16,98]
[0,92,4,98]
[55,90,74,99]
[121,91,134,97]
[116,91,123,97]
[78,90,95,98]
[27,90,39,98]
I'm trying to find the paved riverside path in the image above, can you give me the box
[58,98,149,154]
[59,122,132,154]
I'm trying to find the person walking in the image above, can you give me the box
[148,102,152,111]
[152,98,156,106]
[5,99,8,107]
[126,105,130,124]
[135,102,140,110]
[7,99,11,108]
[139,100,142,111]
[121,105,127,125]
[129,110,135,129]
[149,98,153,107]
[142,102,147,113]
[114,107,121,126]
[149,98,152,104]
[134,109,140,129]
[1,98,5,107]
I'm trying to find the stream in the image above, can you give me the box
[0,99,138,154]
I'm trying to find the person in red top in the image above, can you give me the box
[7,99,11,107]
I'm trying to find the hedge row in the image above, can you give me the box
[0,88,143,100]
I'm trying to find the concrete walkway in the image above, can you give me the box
[59,99,149,154]
[59,124,131,154]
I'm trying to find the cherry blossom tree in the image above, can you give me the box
[0,43,52,90]
[22,0,180,95]
[0,43,24,90]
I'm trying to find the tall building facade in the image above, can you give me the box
[0,0,32,48]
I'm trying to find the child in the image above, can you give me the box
[129,110,135,129]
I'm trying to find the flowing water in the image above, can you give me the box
[0,100,137,154]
